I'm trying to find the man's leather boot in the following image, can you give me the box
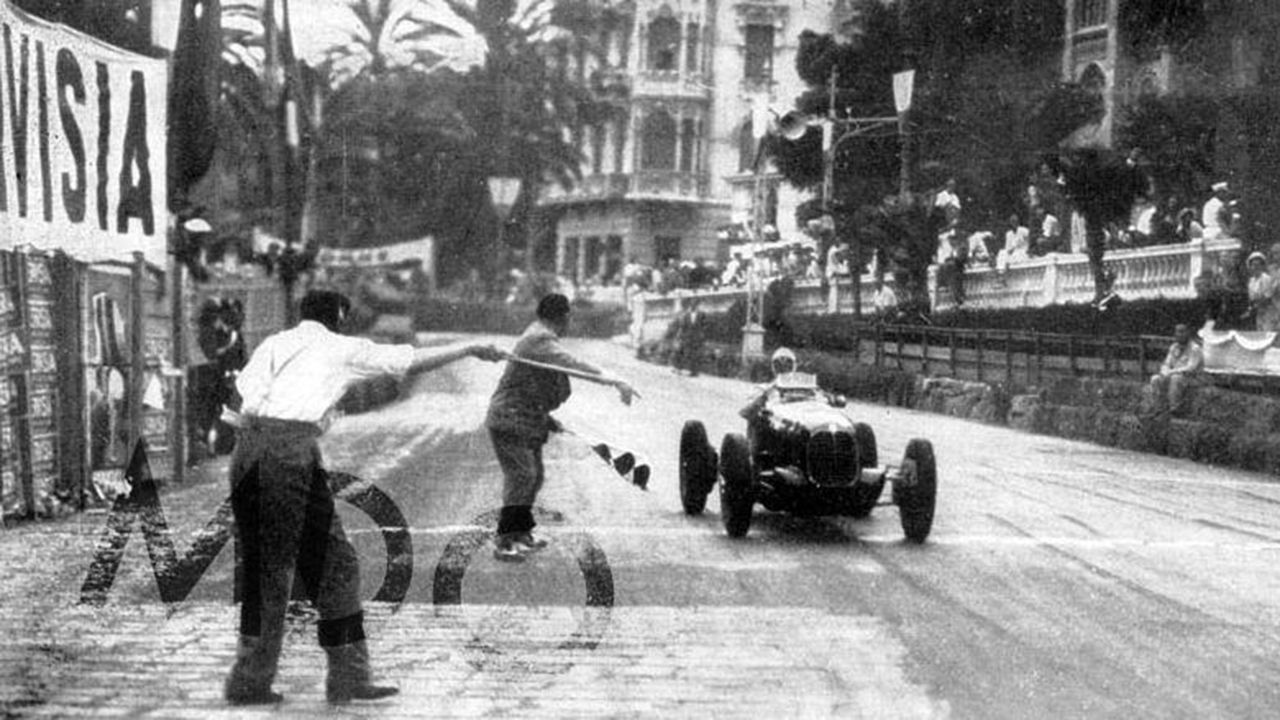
[324,639,398,703]
[224,635,284,705]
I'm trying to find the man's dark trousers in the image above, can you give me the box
[225,419,374,701]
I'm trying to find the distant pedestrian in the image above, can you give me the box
[486,294,636,561]
[224,290,503,705]
[672,299,708,376]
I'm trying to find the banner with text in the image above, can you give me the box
[316,237,436,271]
[0,2,168,265]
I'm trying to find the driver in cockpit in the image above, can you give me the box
[740,347,847,423]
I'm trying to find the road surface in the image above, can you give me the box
[5,336,1280,719]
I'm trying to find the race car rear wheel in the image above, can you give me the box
[680,421,717,515]
[719,433,755,538]
[854,423,878,468]
[896,439,937,543]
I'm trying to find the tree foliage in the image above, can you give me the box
[773,0,1093,309]
[1119,0,1206,57]
[901,0,1063,63]
[1115,93,1218,205]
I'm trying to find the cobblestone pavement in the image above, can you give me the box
[3,600,940,719]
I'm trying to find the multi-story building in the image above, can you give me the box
[1063,0,1280,149]
[541,0,855,285]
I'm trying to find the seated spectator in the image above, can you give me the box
[1149,197,1181,245]
[996,214,1030,275]
[1127,195,1157,246]
[1174,208,1204,244]
[934,178,962,229]
[1146,323,1203,418]
[720,252,745,287]
[872,278,900,322]
[1246,251,1280,331]
[825,241,851,282]
[1030,207,1065,256]
[802,249,822,280]
[967,230,995,269]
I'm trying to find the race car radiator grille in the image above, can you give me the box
[808,431,856,486]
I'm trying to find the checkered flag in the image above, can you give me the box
[588,441,650,491]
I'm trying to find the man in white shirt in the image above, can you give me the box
[225,290,503,706]
[825,241,850,281]
[997,213,1030,273]
[934,178,961,227]
[1202,182,1229,240]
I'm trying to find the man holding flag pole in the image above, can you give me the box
[486,294,638,561]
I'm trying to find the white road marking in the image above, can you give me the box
[342,524,1280,551]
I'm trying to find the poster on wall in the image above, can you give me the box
[0,1,169,266]
[0,254,19,517]
[20,253,58,514]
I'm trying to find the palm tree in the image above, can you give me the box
[449,0,605,272]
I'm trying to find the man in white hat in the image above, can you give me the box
[1202,182,1230,240]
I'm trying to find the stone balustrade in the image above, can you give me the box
[631,238,1244,346]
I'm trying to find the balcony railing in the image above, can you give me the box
[630,238,1243,346]
[542,170,710,204]
[633,71,712,99]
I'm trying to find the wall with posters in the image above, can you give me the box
[0,1,172,522]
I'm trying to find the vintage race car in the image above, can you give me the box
[679,370,937,542]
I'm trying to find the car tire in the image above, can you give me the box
[719,433,754,538]
[679,420,717,515]
[854,422,878,468]
[897,438,937,543]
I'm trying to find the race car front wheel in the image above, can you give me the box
[854,422,878,468]
[719,433,755,538]
[680,420,717,515]
[896,438,937,543]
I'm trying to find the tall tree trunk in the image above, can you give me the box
[1085,214,1109,299]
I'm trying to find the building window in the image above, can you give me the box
[655,236,681,262]
[641,111,677,170]
[1080,63,1106,98]
[738,116,755,172]
[744,24,774,83]
[648,16,680,71]
[584,236,602,278]
[679,118,698,172]
[563,236,580,276]
[592,124,605,175]
[613,117,627,173]
[1075,0,1106,30]
[685,22,700,73]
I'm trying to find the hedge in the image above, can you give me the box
[411,298,630,338]
[697,297,1213,352]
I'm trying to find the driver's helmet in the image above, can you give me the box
[770,347,797,377]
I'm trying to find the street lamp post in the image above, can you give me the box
[488,175,523,291]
